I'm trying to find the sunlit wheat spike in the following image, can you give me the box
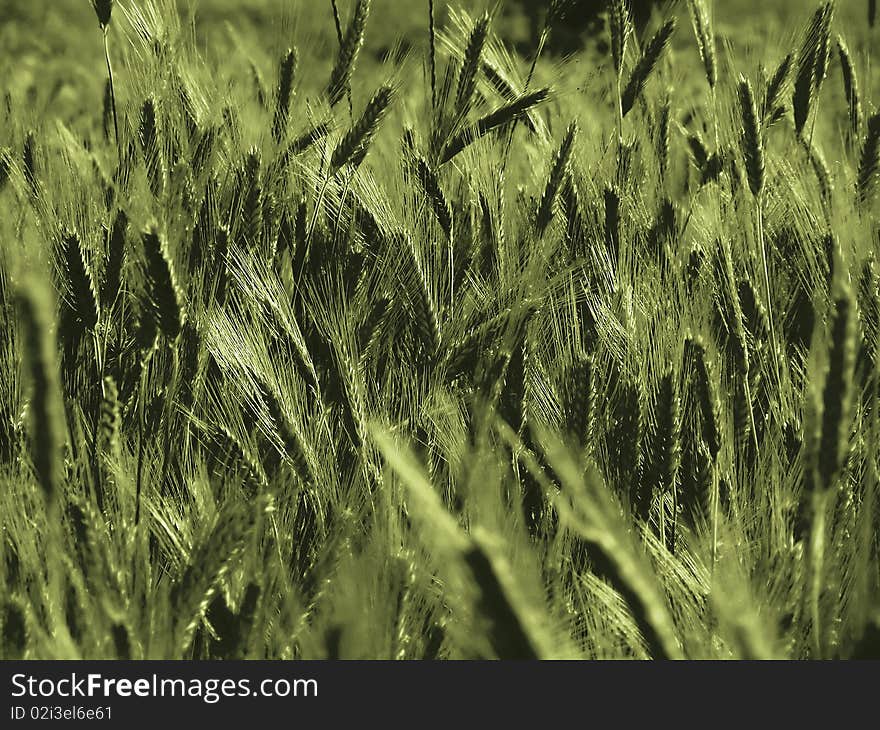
[609,0,632,77]
[240,149,263,246]
[439,88,550,164]
[856,113,880,208]
[398,231,440,359]
[256,377,313,484]
[793,2,835,138]
[142,227,185,340]
[857,258,880,388]
[836,35,861,141]
[413,156,452,238]
[174,497,269,653]
[96,376,121,508]
[621,18,675,117]
[326,0,371,107]
[655,99,670,177]
[818,289,855,491]
[738,277,769,345]
[565,355,594,453]
[737,77,764,199]
[536,121,577,235]
[763,52,792,120]
[655,370,681,496]
[272,47,297,144]
[17,281,65,508]
[813,3,835,91]
[97,375,120,461]
[213,225,229,306]
[61,231,99,330]
[715,240,750,376]
[454,13,490,119]
[686,0,716,89]
[481,59,537,133]
[330,84,394,173]
[192,126,216,175]
[200,420,267,492]
[276,122,331,170]
[609,376,642,498]
[807,140,832,206]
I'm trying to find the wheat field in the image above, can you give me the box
[0,0,878,660]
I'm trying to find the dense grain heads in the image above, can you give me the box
[273,48,297,144]
[536,121,577,235]
[414,156,453,238]
[61,231,99,331]
[818,290,856,491]
[455,14,490,118]
[97,375,120,463]
[654,370,681,497]
[331,85,395,173]
[685,337,721,462]
[142,227,185,341]
[793,2,835,138]
[686,0,716,89]
[439,88,550,164]
[763,53,793,122]
[621,18,675,117]
[326,0,371,107]
[836,36,862,141]
[609,0,632,78]
[737,78,764,199]
[565,356,595,454]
